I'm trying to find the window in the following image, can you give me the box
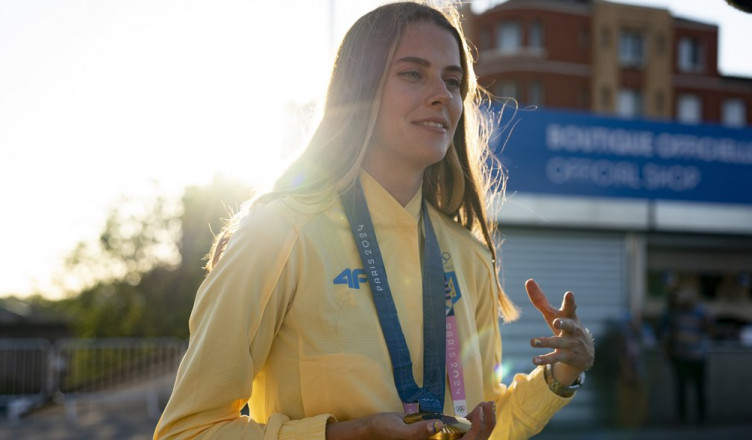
[528,81,543,107]
[722,99,746,127]
[619,30,644,67]
[496,21,521,53]
[678,37,704,72]
[479,26,491,52]
[677,94,702,124]
[617,88,643,117]
[529,21,543,49]
[495,81,518,99]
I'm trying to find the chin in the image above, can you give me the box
[425,145,451,165]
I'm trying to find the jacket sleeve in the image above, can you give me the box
[154,207,334,439]
[473,253,572,440]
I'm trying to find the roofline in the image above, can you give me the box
[479,0,591,17]
[673,16,718,30]
[478,0,721,31]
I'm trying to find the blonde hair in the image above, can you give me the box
[207,1,518,320]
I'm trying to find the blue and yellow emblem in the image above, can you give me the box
[444,271,462,314]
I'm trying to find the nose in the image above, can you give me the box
[427,78,453,107]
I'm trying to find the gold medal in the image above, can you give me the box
[403,412,471,440]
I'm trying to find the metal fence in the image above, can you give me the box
[0,338,185,423]
[0,339,53,421]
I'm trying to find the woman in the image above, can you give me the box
[154,2,594,439]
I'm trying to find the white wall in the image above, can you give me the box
[496,193,752,235]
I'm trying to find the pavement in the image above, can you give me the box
[2,405,750,440]
[0,372,172,440]
[534,423,752,440]
[0,400,158,440]
[2,372,750,440]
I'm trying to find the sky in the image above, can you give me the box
[1,0,751,300]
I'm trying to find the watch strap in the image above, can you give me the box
[543,363,584,398]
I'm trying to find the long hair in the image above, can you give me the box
[206,1,518,320]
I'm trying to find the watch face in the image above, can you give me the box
[403,412,471,439]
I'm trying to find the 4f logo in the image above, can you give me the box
[333,268,368,289]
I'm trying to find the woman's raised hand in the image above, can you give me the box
[525,279,595,383]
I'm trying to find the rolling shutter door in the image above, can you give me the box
[495,227,628,426]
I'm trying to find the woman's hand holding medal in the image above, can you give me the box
[458,401,496,439]
[326,400,496,439]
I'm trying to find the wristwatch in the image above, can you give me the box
[543,363,584,398]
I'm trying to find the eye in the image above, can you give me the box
[398,70,422,80]
[444,77,462,91]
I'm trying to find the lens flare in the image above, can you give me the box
[494,361,513,383]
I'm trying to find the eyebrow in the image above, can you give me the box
[394,56,463,75]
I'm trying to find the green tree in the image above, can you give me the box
[137,176,253,338]
[60,185,183,293]
[52,175,253,338]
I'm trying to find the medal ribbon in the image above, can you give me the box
[446,310,467,417]
[341,178,445,414]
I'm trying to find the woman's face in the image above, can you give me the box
[367,21,463,180]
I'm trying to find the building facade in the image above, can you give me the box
[470,0,752,427]
[473,0,752,125]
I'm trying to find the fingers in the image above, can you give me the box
[526,279,578,318]
[525,279,557,333]
[479,401,496,438]
[561,291,577,317]
[400,418,443,438]
[525,279,554,315]
[527,279,582,334]
[525,280,593,371]
[530,323,596,370]
[420,420,444,438]
[463,401,496,440]
[531,351,558,366]
[552,316,580,334]
[531,335,575,350]
[368,412,444,440]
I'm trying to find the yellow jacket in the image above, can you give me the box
[154,172,570,439]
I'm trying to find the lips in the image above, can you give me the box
[413,118,449,130]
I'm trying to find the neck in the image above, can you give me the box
[362,162,423,206]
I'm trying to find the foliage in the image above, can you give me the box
[7,175,253,339]
[61,191,183,291]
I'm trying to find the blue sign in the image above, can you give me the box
[491,108,752,205]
